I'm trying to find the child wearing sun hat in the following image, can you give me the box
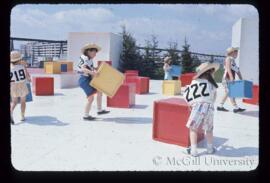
[10,51,31,124]
[184,62,220,157]
[77,43,110,121]
[217,47,245,113]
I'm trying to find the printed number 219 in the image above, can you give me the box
[10,69,26,82]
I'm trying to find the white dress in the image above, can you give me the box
[183,78,216,132]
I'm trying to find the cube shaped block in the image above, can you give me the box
[32,77,54,96]
[228,80,253,98]
[153,98,204,147]
[58,61,73,71]
[243,85,259,105]
[124,76,149,94]
[179,73,196,87]
[124,72,138,77]
[162,80,181,96]
[97,61,112,68]
[90,63,124,98]
[44,62,61,74]
[107,83,136,108]
[61,64,68,72]
[169,65,182,77]
[125,70,139,76]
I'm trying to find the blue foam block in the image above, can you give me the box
[61,64,68,72]
[169,65,182,77]
[228,80,253,98]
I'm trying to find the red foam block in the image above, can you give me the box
[32,77,54,96]
[243,85,259,105]
[107,83,136,108]
[124,76,149,94]
[125,70,139,75]
[152,98,204,147]
[179,73,196,87]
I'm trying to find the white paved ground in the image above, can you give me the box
[11,80,259,171]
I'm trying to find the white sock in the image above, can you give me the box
[233,105,239,109]
[207,143,213,149]
[84,113,89,117]
[191,144,197,154]
[220,103,224,107]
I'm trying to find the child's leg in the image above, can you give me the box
[206,130,213,145]
[206,130,215,154]
[189,129,198,155]
[84,95,94,117]
[96,91,102,112]
[20,96,26,120]
[10,97,18,116]
[220,89,228,106]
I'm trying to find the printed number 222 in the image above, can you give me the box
[185,83,210,102]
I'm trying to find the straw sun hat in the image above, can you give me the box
[10,51,22,63]
[164,56,172,63]
[226,47,239,56]
[193,62,220,79]
[81,43,101,54]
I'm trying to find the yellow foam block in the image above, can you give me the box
[90,63,124,98]
[162,80,181,96]
[44,62,61,74]
[58,61,73,71]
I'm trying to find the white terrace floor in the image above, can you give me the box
[11,80,259,171]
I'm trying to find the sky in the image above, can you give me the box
[10,4,258,55]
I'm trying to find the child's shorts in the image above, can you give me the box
[78,75,97,97]
[10,82,29,98]
[186,102,214,133]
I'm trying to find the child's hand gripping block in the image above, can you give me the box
[90,63,124,98]
[169,65,182,77]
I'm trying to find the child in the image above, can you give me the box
[10,51,31,124]
[77,43,110,121]
[163,56,173,80]
[217,47,245,113]
[183,62,220,156]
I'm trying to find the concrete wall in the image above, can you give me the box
[67,32,122,70]
[231,16,259,85]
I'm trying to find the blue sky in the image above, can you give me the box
[11,4,258,55]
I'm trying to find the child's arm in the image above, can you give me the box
[24,66,31,82]
[81,65,99,77]
[237,70,243,80]
[225,57,234,81]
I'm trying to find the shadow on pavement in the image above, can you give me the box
[102,117,152,124]
[23,116,69,126]
[198,136,228,148]
[237,110,259,118]
[132,104,149,109]
[215,145,258,157]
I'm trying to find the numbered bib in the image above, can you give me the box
[10,65,26,83]
[184,79,214,105]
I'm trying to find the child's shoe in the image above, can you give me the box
[207,146,216,154]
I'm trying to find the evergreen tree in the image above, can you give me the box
[181,37,200,73]
[164,41,181,66]
[141,35,161,79]
[118,25,142,72]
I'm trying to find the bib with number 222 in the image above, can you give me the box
[184,79,214,105]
